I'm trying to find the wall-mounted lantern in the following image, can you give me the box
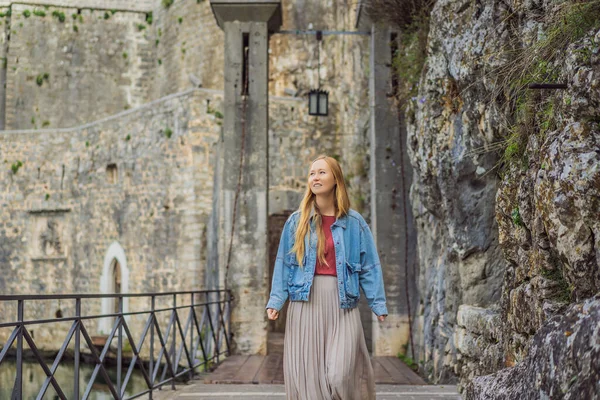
[308,30,328,117]
[308,89,329,116]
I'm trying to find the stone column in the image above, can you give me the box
[210,0,282,355]
[367,21,419,356]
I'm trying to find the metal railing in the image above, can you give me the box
[0,290,232,399]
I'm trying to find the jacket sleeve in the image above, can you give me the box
[266,217,293,311]
[359,222,388,317]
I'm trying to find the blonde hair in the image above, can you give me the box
[291,155,351,266]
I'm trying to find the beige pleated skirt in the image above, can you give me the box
[284,275,375,400]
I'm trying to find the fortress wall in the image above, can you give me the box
[0,88,222,345]
[151,0,224,98]
[4,3,156,130]
[0,0,154,12]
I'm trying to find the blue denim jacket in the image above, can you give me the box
[266,209,388,316]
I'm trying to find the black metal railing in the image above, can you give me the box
[0,290,232,399]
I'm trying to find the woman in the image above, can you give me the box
[266,155,388,400]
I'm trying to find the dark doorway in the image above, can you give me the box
[267,211,293,354]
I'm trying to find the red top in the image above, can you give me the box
[315,215,337,276]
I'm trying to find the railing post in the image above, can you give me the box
[189,293,194,380]
[226,290,232,356]
[216,291,221,363]
[13,299,24,400]
[149,295,155,400]
[171,294,177,390]
[74,298,81,400]
[117,295,123,398]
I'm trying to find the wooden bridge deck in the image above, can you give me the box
[204,355,427,385]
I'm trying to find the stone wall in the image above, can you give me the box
[4,3,155,130]
[0,88,222,349]
[0,0,153,12]
[150,0,224,98]
[0,0,371,208]
[407,0,600,393]
[407,0,508,382]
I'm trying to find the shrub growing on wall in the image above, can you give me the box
[363,0,436,102]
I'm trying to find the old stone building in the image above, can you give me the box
[1,0,599,397]
[0,0,395,356]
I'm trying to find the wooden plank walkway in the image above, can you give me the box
[204,355,426,385]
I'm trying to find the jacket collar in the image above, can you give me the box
[308,207,348,229]
[332,213,347,229]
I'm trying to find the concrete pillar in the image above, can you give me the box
[367,22,419,356]
[210,0,282,355]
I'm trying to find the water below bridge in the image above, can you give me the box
[0,359,148,399]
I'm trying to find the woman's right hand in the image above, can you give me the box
[267,308,280,320]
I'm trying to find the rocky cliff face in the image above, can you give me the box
[407,0,600,391]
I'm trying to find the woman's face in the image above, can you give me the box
[309,159,336,196]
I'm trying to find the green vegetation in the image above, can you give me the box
[511,207,523,227]
[363,0,434,102]
[11,160,23,174]
[496,0,600,96]
[178,17,183,24]
[541,266,572,303]
[45,193,50,200]
[42,120,50,127]
[162,0,175,8]
[125,134,131,141]
[391,14,430,102]
[155,39,160,46]
[146,12,153,25]
[164,128,173,138]
[36,72,50,87]
[137,23,146,31]
[207,104,224,119]
[398,352,418,371]
[122,340,134,355]
[73,24,78,32]
[23,10,31,18]
[487,0,600,172]
[52,11,66,22]
[104,11,110,20]
[33,10,46,17]
[158,58,162,65]
[0,10,11,18]
[122,52,128,59]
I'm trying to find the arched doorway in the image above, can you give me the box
[110,259,122,314]
[99,242,129,334]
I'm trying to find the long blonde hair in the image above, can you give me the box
[291,155,351,266]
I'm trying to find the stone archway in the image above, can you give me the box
[99,242,130,334]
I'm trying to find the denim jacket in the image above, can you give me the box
[266,209,388,316]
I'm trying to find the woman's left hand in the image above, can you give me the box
[377,315,387,322]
